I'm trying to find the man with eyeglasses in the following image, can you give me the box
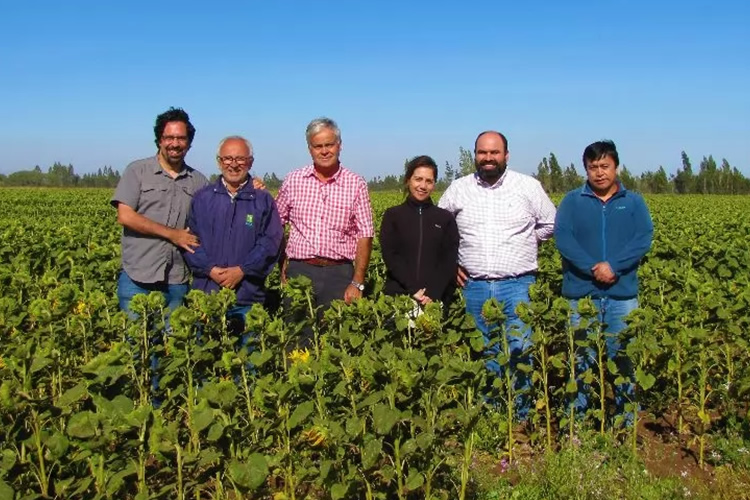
[111,107,209,315]
[183,136,283,331]
[276,117,374,330]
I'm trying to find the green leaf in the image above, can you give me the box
[401,438,418,457]
[106,463,136,496]
[227,454,268,491]
[56,382,88,408]
[405,469,425,491]
[192,408,214,433]
[415,432,434,450]
[362,438,382,470]
[349,333,364,349]
[45,432,69,459]
[606,359,619,375]
[207,422,224,441]
[372,404,399,435]
[0,479,14,500]
[0,450,16,472]
[697,410,710,425]
[330,483,348,500]
[345,415,363,437]
[30,356,52,373]
[635,368,655,391]
[288,401,314,430]
[248,349,274,367]
[319,460,333,481]
[470,336,485,352]
[550,356,565,370]
[516,363,532,374]
[565,379,578,394]
[67,411,99,438]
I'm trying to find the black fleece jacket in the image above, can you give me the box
[379,197,460,303]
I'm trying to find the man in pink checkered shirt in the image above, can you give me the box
[276,117,374,314]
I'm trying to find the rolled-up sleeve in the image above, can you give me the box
[111,162,142,209]
[353,179,374,238]
[533,182,556,241]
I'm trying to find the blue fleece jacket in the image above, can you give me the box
[184,179,283,305]
[554,182,653,299]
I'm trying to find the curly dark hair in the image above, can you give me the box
[153,107,196,148]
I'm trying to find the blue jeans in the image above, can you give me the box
[117,271,188,401]
[570,297,638,425]
[117,270,189,319]
[227,305,252,347]
[463,275,535,418]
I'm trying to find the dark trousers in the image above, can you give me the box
[286,260,353,309]
[285,260,353,347]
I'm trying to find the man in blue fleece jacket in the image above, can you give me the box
[554,140,653,425]
[184,136,283,334]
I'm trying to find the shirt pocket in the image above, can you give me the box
[326,200,356,236]
[138,183,169,219]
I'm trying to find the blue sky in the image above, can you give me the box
[1,0,748,180]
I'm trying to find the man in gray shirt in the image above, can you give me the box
[111,107,209,315]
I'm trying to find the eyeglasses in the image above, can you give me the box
[218,155,253,166]
[162,135,189,143]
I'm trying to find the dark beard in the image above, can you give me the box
[475,161,506,184]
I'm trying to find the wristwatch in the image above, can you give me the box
[350,280,365,291]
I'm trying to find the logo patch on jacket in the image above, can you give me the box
[245,214,254,227]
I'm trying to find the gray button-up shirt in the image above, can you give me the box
[111,156,209,284]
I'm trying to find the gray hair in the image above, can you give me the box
[216,135,254,157]
[305,117,341,144]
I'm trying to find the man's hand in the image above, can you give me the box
[210,267,244,289]
[280,258,288,284]
[218,266,244,289]
[209,267,223,284]
[170,227,200,253]
[456,266,468,288]
[252,177,267,190]
[592,262,616,284]
[344,284,362,304]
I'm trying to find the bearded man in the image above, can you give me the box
[438,130,556,419]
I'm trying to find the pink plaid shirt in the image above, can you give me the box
[276,165,374,261]
[438,169,556,279]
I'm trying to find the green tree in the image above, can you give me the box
[534,158,550,192]
[547,153,564,193]
[458,146,474,176]
[673,151,694,194]
[618,165,638,191]
[562,163,583,192]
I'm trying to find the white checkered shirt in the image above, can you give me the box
[276,165,374,261]
[438,169,556,279]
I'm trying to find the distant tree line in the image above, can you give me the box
[368,149,750,195]
[3,151,749,195]
[0,163,121,188]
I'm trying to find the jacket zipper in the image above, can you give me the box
[416,205,424,286]
[601,201,607,262]
[227,192,237,267]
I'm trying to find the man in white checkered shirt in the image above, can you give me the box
[438,130,556,418]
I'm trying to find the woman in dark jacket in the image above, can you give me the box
[380,155,460,307]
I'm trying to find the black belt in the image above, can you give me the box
[292,257,352,267]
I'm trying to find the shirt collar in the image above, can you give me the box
[473,168,509,189]
[581,180,626,197]
[302,164,344,182]
[151,155,192,178]
[221,176,249,197]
